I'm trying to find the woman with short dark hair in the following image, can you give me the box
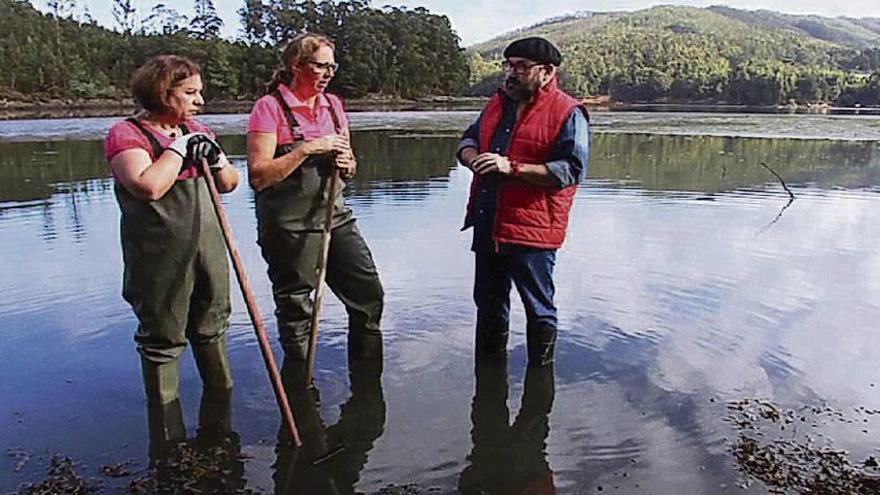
[105,54,239,449]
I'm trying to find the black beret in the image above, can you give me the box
[503,37,562,66]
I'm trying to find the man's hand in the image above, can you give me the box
[471,153,512,176]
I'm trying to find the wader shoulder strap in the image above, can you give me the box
[271,90,303,141]
[125,118,191,160]
[327,96,343,134]
[126,117,164,159]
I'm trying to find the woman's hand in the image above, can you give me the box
[335,150,357,179]
[305,134,350,156]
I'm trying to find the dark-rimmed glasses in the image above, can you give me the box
[307,60,339,73]
[502,60,542,74]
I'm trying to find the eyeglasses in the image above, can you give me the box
[307,60,339,73]
[502,60,542,74]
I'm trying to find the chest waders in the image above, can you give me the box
[255,92,384,371]
[116,119,234,453]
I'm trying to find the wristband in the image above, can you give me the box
[510,160,524,178]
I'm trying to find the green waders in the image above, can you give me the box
[255,147,384,363]
[116,170,233,446]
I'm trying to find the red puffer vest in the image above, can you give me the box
[466,79,582,249]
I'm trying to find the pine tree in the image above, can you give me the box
[143,4,187,35]
[191,0,223,40]
[112,0,137,34]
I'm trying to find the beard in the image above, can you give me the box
[504,75,540,101]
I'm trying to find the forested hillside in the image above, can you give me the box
[3,0,880,107]
[468,6,880,106]
[0,0,467,101]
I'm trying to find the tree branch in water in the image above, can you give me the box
[760,161,795,200]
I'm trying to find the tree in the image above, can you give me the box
[112,0,137,34]
[190,0,222,40]
[239,0,269,44]
[142,4,187,36]
[46,0,74,19]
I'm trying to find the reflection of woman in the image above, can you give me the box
[274,356,386,494]
[104,55,239,444]
[247,33,383,367]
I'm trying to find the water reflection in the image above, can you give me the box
[4,127,880,494]
[146,389,247,493]
[3,134,880,208]
[459,358,555,495]
[274,356,385,494]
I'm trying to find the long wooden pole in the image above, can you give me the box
[200,159,301,446]
[305,168,341,386]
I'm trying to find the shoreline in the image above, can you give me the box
[0,97,491,121]
[3,96,880,121]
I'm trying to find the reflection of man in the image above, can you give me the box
[459,358,556,494]
[457,37,590,367]
[274,356,386,494]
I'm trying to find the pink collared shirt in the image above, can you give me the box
[247,84,348,145]
[104,118,215,181]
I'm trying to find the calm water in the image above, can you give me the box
[3,113,880,494]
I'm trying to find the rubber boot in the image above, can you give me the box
[198,385,233,438]
[475,319,509,361]
[146,399,186,461]
[348,331,383,362]
[193,337,234,392]
[336,351,385,441]
[193,338,234,435]
[278,358,330,461]
[526,324,557,367]
[142,357,185,461]
[141,357,181,407]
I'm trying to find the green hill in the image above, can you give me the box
[467,5,880,106]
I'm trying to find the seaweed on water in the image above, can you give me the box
[16,454,102,495]
[6,448,31,473]
[98,460,136,478]
[726,398,880,494]
[129,437,254,495]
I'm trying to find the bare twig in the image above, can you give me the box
[760,162,795,200]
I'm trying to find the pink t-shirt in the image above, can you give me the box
[247,84,349,146]
[104,119,215,180]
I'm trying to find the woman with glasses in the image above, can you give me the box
[247,33,384,384]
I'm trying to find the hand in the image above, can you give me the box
[187,134,226,170]
[165,132,226,169]
[166,132,204,159]
[306,134,350,156]
[335,151,357,179]
[471,153,512,175]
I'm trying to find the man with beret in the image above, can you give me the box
[456,36,590,368]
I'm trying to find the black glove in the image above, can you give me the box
[186,134,227,170]
[165,132,226,170]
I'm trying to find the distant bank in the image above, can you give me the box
[0,96,490,121]
[3,95,880,121]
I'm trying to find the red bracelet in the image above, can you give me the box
[510,160,524,178]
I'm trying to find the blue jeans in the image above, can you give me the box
[473,247,557,350]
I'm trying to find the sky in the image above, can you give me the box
[48,0,880,46]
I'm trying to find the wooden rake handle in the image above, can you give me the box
[200,159,301,446]
[305,168,342,386]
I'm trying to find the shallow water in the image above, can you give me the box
[2,113,880,494]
